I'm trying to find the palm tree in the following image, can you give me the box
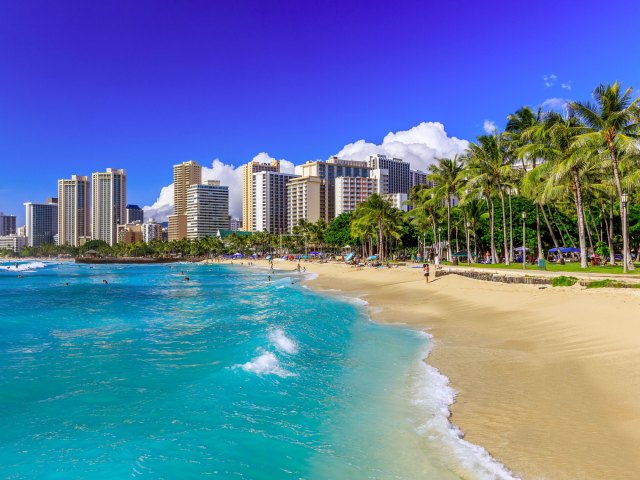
[351,194,403,262]
[427,155,465,261]
[571,83,640,271]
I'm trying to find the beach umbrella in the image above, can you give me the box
[310,251,319,256]
[514,246,530,252]
[452,250,469,257]
[345,252,355,262]
[366,255,378,261]
[266,255,272,260]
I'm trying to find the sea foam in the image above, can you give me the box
[239,351,294,377]
[0,261,48,272]
[268,328,298,354]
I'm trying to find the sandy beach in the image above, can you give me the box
[240,259,640,480]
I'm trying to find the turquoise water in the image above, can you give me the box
[0,261,515,479]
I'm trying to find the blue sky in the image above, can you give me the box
[2,0,640,223]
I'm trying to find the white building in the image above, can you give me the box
[0,235,28,252]
[186,180,230,239]
[253,171,298,233]
[409,169,428,190]
[142,218,163,243]
[383,193,409,212]
[92,168,127,246]
[58,175,91,247]
[229,217,242,231]
[24,199,58,247]
[335,176,378,216]
[368,154,410,194]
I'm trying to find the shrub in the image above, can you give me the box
[551,276,578,287]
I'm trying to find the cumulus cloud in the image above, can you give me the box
[543,73,557,87]
[334,122,468,172]
[143,152,294,222]
[560,82,572,90]
[483,120,497,134]
[541,97,569,111]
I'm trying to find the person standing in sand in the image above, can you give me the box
[423,263,430,283]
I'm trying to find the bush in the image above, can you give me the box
[551,276,578,287]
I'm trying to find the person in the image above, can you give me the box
[423,263,430,283]
[102,279,108,284]
[184,276,190,281]
[268,275,271,282]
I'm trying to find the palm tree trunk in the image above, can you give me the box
[584,207,594,254]
[541,205,561,262]
[509,192,514,262]
[446,198,452,261]
[535,204,543,260]
[489,197,497,264]
[499,190,510,265]
[608,199,615,265]
[572,169,588,269]
[554,209,575,248]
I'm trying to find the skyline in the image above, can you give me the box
[3,0,640,224]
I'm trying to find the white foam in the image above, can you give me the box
[0,261,48,272]
[268,328,298,354]
[238,351,294,377]
[413,333,520,480]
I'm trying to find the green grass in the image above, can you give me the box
[585,279,640,289]
[456,261,640,275]
[551,276,579,287]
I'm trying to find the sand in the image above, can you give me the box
[241,259,640,480]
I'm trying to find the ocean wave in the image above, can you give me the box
[268,328,298,354]
[413,333,519,480]
[238,350,295,377]
[0,261,48,272]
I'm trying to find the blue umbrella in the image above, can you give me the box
[366,255,378,261]
[345,252,355,262]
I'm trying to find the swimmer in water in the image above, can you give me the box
[102,279,108,284]
[268,275,271,282]
[184,276,190,281]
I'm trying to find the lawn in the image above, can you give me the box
[454,261,640,275]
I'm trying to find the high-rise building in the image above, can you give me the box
[367,154,410,194]
[298,157,370,221]
[335,177,379,216]
[126,204,144,224]
[168,160,202,241]
[0,234,28,252]
[91,168,126,246]
[253,171,298,233]
[229,217,242,231]
[186,180,230,239]
[0,212,17,236]
[117,223,143,244]
[242,159,280,231]
[287,176,325,232]
[383,193,409,212]
[409,169,428,190]
[57,175,90,247]
[142,218,163,243]
[24,199,58,247]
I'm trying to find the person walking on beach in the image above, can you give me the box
[423,263,430,283]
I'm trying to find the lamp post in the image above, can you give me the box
[522,211,527,270]
[622,192,629,273]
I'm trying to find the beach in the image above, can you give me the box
[249,259,640,479]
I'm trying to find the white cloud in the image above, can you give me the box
[543,73,558,87]
[483,120,497,134]
[541,97,569,111]
[334,121,469,172]
[560,82,572,90]
[143,152,294,223]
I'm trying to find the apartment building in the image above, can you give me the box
[186,180,230,239]
[57,175,90,247]
[24,198,58,247]
[168,160,202,241]
[367,154,410,194]
[242,159,280,231]
[287,176,325,232]
[0,213,16,236]
[253,171,298,233]
[91,168,126,246]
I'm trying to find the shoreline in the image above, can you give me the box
[233,259,640,480]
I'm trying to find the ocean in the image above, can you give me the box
[0,261,516,479]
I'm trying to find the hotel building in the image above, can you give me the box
[91,168,126,246]
[0,213,16,236]
[57,175,90,247]
[168,160,202,241]
[409,169,428,190]
[24,198,58,247]
[367,154,410,194]
[0,234,28,252]
[253,171,298,233]
[335,177,378,216]
[287,176,325,232]
[126,204,144,224]
[383,192,409,212]
[186,180,230,239]
[117,223,143,244]
[242,159,280,231]
[142,218,163,243]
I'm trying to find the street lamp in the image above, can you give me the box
[622,192,629,273]
[522,211,527,270]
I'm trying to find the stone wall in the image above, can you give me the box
[435,269,551,285]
